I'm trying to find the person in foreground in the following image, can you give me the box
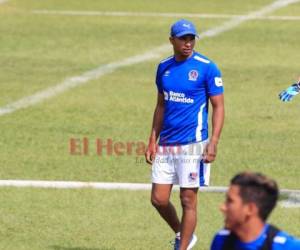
[279,77,300,102]
[145,19,224,250]
[211,171,300,250]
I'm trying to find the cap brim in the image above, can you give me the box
[174,31,199,38]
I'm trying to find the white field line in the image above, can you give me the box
[0,180,299,195]
[0,50,166,116]
[32,10,300,21]
[0,180,219,191]
[280,194,300,208]
[0,0,299,117]
[1,180,298,207]
[0,0,8,4]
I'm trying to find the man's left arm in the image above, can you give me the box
[203,94,224,163]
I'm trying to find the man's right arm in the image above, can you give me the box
[145,92,165,164]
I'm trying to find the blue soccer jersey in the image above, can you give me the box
[211,225,300,250]
[156,51,224,145]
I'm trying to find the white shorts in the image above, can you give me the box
[151,141,211,188]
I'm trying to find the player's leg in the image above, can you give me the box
[179,187,198,250]
[151,146,181,233]
[175,141,204,249]
[151,183,180,233]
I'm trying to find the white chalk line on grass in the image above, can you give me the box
[280,194,300,208]
[0,50,167,116]
[32,10,300,21]
[0,0,299,117]
[0,180,299,207]
[0,179,299,194]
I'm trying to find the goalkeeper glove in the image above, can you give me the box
[279,80,300,102]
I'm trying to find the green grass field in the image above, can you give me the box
[0,0,299,249]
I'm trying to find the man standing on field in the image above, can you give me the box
[145,19,225,250]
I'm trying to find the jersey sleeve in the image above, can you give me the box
[206,62,224,96]
[155,64,163,94]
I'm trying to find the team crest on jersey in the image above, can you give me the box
[188,70,199,81]
[188,172,198,182]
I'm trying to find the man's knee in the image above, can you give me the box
[180,192,197,210]
[151,194,169,208]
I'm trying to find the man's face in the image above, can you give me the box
[220,185,251,231]
[170,34,195,58]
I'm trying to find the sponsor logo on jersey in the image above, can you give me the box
[164,91,194,104]
[188,70,199,81]
[163,91,169,101]
[214,77,223,87]
[189,172,198,182]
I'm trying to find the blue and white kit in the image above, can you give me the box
[152,51,224,187]
[156,51,223,145]
[211,225,300,250]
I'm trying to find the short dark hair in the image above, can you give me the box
[231,172,279,221]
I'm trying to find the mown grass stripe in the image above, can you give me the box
[0,0,299,117]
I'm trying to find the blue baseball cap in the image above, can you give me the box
[170,19,198,38]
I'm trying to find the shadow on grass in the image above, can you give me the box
[50,246,115,250]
